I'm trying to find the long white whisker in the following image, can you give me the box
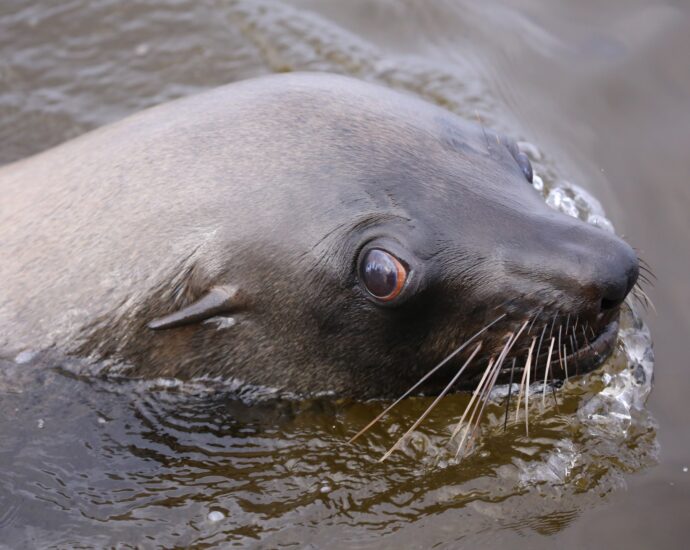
[523,337,536,437]
[463,346,508,456]
[557,324,564,374]
[454,319,530,458]
[563,343,569,380]
[534,324,547,383]
[379,343,483,462]
[453,357,498,459]
[348,314,506,444]
[541,337,556,407]
[636,287,657,314]
[503,357,517,431]
[515,336,536,424]
[450,356,498,443]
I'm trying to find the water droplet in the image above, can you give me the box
[532,173,544,192]
[207,511,225,522]
[135,43,150,56]
[15,351,36,364]
[587,214,615,233]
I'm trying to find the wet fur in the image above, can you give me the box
[0,73,637,398]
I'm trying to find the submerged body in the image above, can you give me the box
[0,73,638,397]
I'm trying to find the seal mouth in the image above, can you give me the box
[496,316,620,382]
[558,317,618,373]
[436,310,623,392]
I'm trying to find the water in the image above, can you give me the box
[1,1,688,548]
[0,299,656,547]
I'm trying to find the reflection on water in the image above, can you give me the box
[1,0,678,547]
[0,296,655,546]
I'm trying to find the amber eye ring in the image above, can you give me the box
[358,248,408,302]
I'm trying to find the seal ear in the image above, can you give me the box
[148,285,245,330]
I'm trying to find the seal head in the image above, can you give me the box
[0,73,638,398]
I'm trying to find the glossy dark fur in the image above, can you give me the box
[0,73,638,397]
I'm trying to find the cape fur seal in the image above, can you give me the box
[0,73,638,398]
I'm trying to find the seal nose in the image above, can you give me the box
[518,217,641,317]
[593,238,639,313]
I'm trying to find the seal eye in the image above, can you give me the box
[515,151,533,183]
[359,249,407,301]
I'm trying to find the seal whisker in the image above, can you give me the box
[562,343,569,380]
[571,316,581,374]
[638,257,657,279]
[465,351,505,455]
[557,324,564,374]
[503,357,517,432]
[541,337,556,408]
[551,384,560,413]
[379,342,483,462]
[452,318,530,454]
[563,313,571,373]
[349,314,506,444]
[581,324,594,363]
[638,271,656,288]
[451,356,497,452]
[548,314,558,340]
[515,337,536,436]
[514,334,535,422]
[465,319,530,447]
[637,272,654,288]
[534,324,547,384]
[527,306,543,335]
[515,354,529,423]
[635,286,657,314]
[630,288,649,312]
[570,333,580,376]
[640,258,654,271]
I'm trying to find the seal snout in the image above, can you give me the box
[514,219,640,320]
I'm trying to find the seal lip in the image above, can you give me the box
[496,317,620,380]
[561,317,620,373]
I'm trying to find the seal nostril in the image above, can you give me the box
[595,240,639,313]
[599,265,637,312]
[598,270,632,311]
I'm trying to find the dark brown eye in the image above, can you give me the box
[359,249,407,301]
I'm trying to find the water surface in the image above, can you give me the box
[1,1,688,548]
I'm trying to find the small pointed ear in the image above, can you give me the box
[148,285,246,330]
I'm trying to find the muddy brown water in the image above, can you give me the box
[0,1,688,548]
